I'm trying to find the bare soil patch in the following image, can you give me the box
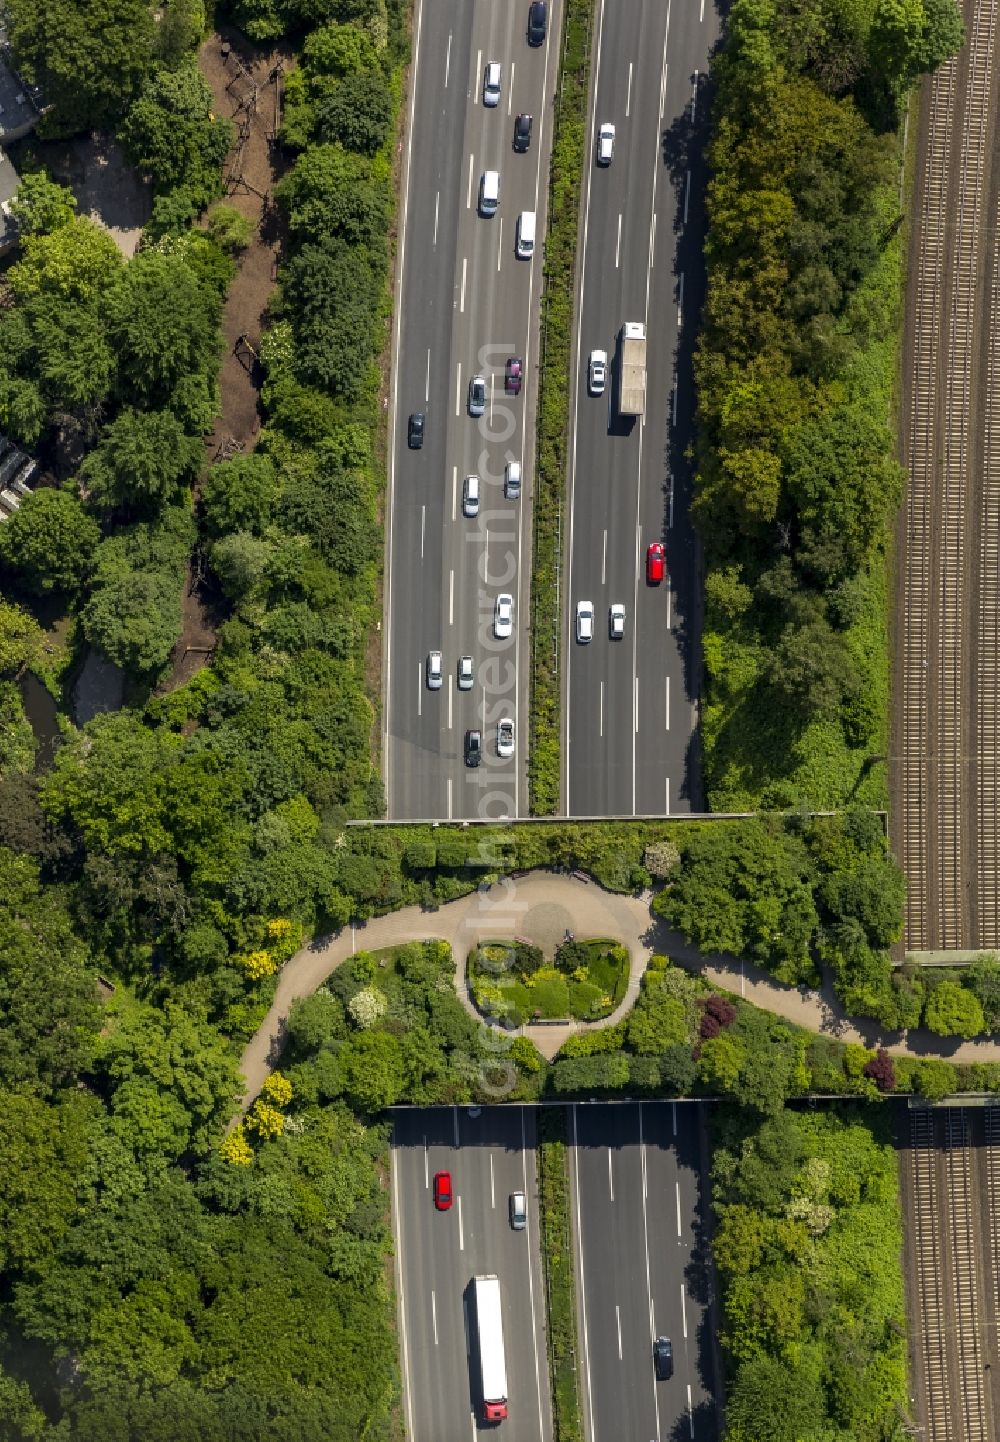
[199,27,290,457]
[161,29,290,694]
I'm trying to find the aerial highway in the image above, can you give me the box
[570,1101,718,1442]
[384,0,561,821]
[563,0,721,816]
[391,1105,552,1442]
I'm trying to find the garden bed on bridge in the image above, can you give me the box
[468,938,629,1027]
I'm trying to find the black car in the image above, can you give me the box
[513,113,533,152]
[527,0,547,44]
[464,729,482,767]
[407,412,425,449]
[653,1336,673,1381]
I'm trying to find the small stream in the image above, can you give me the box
[19,673,61,773]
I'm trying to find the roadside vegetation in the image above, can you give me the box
[529,0,594,813]
[537,1108,584,1442]
[694,0,962,811]
[713,1105,908,1442]
[0,0,412,1434]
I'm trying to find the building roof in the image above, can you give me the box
[0,46,42,145]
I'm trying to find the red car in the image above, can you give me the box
[433,1171,453,1211]
[505,356,523,395]
[646,541,666,584]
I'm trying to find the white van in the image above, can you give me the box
[504,461,521,500]
[516,209,535,258]
[479,170,500,217]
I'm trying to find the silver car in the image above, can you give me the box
[609,603,626,639]
[483,61,502,107]
[497,718,515,758]
[509,1191,527,1230]
[426,650,443,688]
[458,655,474,690]
[468,374,487,417]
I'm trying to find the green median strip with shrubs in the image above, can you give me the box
[529,0,595,814]
[538,1108,583,1442]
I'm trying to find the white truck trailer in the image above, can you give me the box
[473,1274,508,1423]
[618,321,647,418]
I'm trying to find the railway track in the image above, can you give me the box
[896,0,1000,949]
[905,1106,997,1442]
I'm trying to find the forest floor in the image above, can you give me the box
[162,28,290,695]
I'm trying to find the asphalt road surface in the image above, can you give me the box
[392,1105,552,1442]
[563,0,722,816]
[384,0,561,821]
[570,1102,718,1442]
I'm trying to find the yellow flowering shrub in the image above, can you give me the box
[262,1071,293,1108]
[239,949,277,981]
[246,1101,285,1139]
[220,1125,253,1166]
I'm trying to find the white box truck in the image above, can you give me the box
[473,1274,508,1423]
[618,321,647,418]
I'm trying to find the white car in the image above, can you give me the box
[495,593,514,639]
[426,650,443,688]
[497,718,515,758]
[468,374,487,417]
[588,349,607,395]
[483,61,502,107]
[458,655,474,690]
[576,600,594,643]
[609,603,626,639]
[597,122,615,165]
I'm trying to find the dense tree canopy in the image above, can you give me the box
[694,0,961,810]
[6,0,154,132]
[122,63,234,204]
[0,489,100,594]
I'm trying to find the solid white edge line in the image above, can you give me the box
[639,1104,662,1442]
[458,1193,464,1251]
[432,1288,438,1345]
[521,1109,547,1442]
[417,662,422,717]
[390,1132,416,1442]
[608,1146,614,1201]
[383,0,425,816]
[676,1180,682,1237]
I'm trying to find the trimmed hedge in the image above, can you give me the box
[538,1108,583,1442]
[529,0,594,812]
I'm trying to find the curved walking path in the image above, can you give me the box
[239,871,1000,1107]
